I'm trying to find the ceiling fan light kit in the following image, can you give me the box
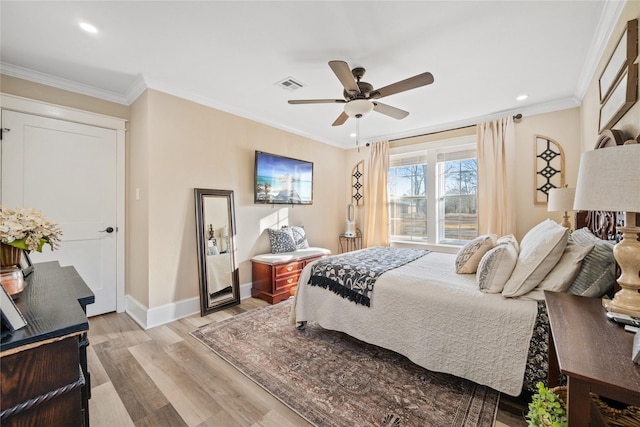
[344,99,374,118]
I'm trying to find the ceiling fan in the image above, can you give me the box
[288,60,434,126]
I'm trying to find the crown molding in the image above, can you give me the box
[0,61,140,105]
[370,96,581,144]
[574,0,626,102]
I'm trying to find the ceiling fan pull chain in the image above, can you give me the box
[356,117,360,152]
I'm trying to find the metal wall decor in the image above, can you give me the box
[534,135,565,205]
[351,160,364,205]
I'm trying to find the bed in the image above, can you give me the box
[290,218,618,397]
[206,253,232,298]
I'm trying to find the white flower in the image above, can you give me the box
[0,206,62,252]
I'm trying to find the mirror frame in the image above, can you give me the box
[194,188,240,316]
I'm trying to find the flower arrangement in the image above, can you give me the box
[0,206,62,252]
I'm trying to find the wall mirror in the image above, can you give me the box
[194,188,240,315]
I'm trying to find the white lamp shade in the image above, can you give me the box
[344,99,374,118]
[573,144,640,212]
[547,187,576,212]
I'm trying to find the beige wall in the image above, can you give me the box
[131,90,345,308]
[1,76,345,311]
[581,1,640,151]
[514,108,581,238]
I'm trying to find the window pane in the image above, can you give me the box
[389,164,427,240]
[439,159,478,243]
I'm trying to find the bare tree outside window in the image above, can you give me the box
[388,152,478,245]
[389,165,428,240]
[441,159,478,242]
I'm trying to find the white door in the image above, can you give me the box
[1,110,118,316]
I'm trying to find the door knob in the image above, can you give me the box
[99,227,115,233]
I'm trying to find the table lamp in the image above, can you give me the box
[573,143,640,316]
[547,186,576,229]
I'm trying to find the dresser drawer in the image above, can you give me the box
[274,273,301,291]
[274,261,304,277]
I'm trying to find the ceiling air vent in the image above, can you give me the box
[276,77,304,91]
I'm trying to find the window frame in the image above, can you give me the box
[389,135,477,247]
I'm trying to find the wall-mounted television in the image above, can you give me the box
[254,151,313,205]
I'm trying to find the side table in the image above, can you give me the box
[339,228,362,253]
[545,291,640,426]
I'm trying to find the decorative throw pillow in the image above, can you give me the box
[477,241,519,293]
[455,234,497,274]
[502,219,568,298]
[267,228,296,254]
[289,225,310,249]
[497,234,519,253]
[566,228,616,297]
[522,241,594,300]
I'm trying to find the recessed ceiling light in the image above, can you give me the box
[79,22,98,33]
[516,94,528,101]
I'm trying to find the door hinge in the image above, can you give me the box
[0,128,10,141]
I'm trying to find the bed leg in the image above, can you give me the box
[296,321,307,331]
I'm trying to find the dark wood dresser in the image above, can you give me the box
[1,261,94,427]
[251,250,329,304]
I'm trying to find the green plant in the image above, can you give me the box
[526,382,568,427]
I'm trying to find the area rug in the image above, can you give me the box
[191,300,499,427]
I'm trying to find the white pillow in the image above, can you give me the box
[477,240,519,293]
[497,234,519,253]
[502,219,568,297]
[455,234,497,274]
[521,241,594,300]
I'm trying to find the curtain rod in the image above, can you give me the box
[366,113,522,146]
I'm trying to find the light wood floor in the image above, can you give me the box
[87,298,528,427]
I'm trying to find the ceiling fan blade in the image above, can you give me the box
[288,99,346,104]
[371,72,434,99]
[332,111,349,126]
[372,102,410,120]
[328,60,360,95]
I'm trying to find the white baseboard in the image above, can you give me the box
[240,282,252,300]
[125,281,254,330]
[125,294,199,330]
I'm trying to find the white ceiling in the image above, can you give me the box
[0,1,622,149]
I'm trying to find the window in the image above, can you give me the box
[388,136,478,246]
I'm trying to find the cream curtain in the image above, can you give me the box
[477,117,516,236]
[364,140,389,247]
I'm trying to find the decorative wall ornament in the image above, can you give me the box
[599,63,638,132]
[351,160,364,205]
[534,135,565,205]
[598,18,638,103]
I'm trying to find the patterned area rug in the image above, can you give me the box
[191,300,499,427]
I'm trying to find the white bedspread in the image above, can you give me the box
[206,253,231,294]
[291,251,538,396]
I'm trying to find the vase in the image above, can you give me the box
[0,243,22,268]
[1,266,25,298]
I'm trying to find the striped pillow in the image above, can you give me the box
[566,228,616,297]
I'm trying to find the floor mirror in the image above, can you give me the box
[194,188,240,315]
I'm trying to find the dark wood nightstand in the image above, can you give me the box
[545,291,640,426]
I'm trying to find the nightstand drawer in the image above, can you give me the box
[274,261,303,277]
[274,273,301,291]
